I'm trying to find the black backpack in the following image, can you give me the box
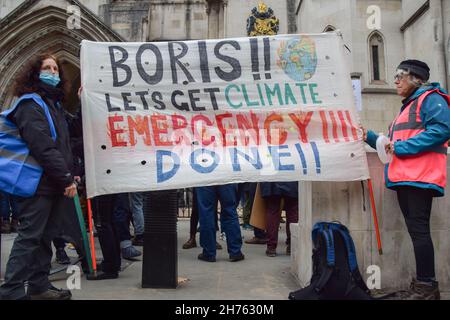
[289,222,372,300]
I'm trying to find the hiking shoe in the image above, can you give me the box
[198,253,216,262]
[182,237,197,249]
[398,279,440,300]
[132,234,144,246]
[216,241,223,250]
[245,237,268,245]
[86,271,119,280]
[55,248,71,264]
[29,285,72,300]
[229,253,245,262]
[265,248,276,257]
[122,246,141,260]
[1,219,11,234]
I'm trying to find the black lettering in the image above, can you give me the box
[151,91,166,110]
[109,46,132,87]
[214,41,242,82]
[136,44,163,85]
[188,89,204,111]
[105,93,120,112]
[122,92,136,111]
[198,41,211,83]
[204,87,220,110]
[168,42,195,84]
[135,91,149,110]
[171,90,189,111]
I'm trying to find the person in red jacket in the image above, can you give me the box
[363,60,450,300]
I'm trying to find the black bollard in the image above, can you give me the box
[142,190,178,288]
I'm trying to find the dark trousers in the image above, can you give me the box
[197,185,242,257]
[396,186,435,282]
[265,196,298,250]
[189,188,219,238]
[112,193,132,243]
[91,194,121,274]
[0,195,69,299]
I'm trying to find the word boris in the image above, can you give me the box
[108,38,271,86]
[107,110,358,148]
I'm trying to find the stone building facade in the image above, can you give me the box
[1,0,449,129]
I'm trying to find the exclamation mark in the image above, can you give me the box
[250,38,260,81]
[337,111,350,142]
[345,110,358,141]
[328,111,340,142]
[310,142,321,174]
[263,37,271,79]
[294,144,308,175]
[319,111,330,143]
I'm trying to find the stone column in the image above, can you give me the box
[291,152,450,291]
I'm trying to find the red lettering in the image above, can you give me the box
[288,111,313,143]
[215,113,237,146]
[150,114,173,146]
[319,111,330,143]
[171,114,191,145]
[191,114,215,146]
[108,115,127,147]
[337,111,350,142]
[345,110,358,141]
[328,111,340,143]
[236,111,260,146]
[128,115,151,146]
[264,113,287,145]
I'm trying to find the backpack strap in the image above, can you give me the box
[329,223,357,272]
[329,223,371,293]
[312,222,335,267]
[312,225,335,293]
[2,93,57,141]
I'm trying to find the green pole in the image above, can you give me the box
[74,194,94,274]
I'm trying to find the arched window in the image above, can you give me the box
[368,31,386,83]
[323,25,336,33]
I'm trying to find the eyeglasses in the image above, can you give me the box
[394,74,407,82]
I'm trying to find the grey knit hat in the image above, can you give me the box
[397,59,430,81]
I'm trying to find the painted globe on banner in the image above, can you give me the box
[277,36,318,82]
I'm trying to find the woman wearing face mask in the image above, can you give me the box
[0,54,77,300]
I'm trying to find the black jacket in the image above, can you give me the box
[9,95,74,195]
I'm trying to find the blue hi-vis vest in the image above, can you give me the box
[0,94,56,197]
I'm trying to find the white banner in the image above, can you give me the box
[80,33,369,198]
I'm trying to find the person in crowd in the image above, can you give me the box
[362,60,450,300]
[0,53,77,300]
[53,237,71,264]
[260,182,298,257]
[87,194,122,280]
[196,184,244,262]
[130,192,145,246]
[112,193,141,260]
[1,192,19,234]
[241,183,268,245]
[182,187,222,250]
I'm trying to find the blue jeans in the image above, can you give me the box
[129,192,145,236]
[197,185,242,258]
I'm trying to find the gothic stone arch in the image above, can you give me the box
[0,1,123,108]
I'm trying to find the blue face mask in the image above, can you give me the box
[39,72,60,87]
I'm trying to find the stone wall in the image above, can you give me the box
[291,152,450,291]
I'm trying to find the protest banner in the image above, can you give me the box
[80,33,369,198]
